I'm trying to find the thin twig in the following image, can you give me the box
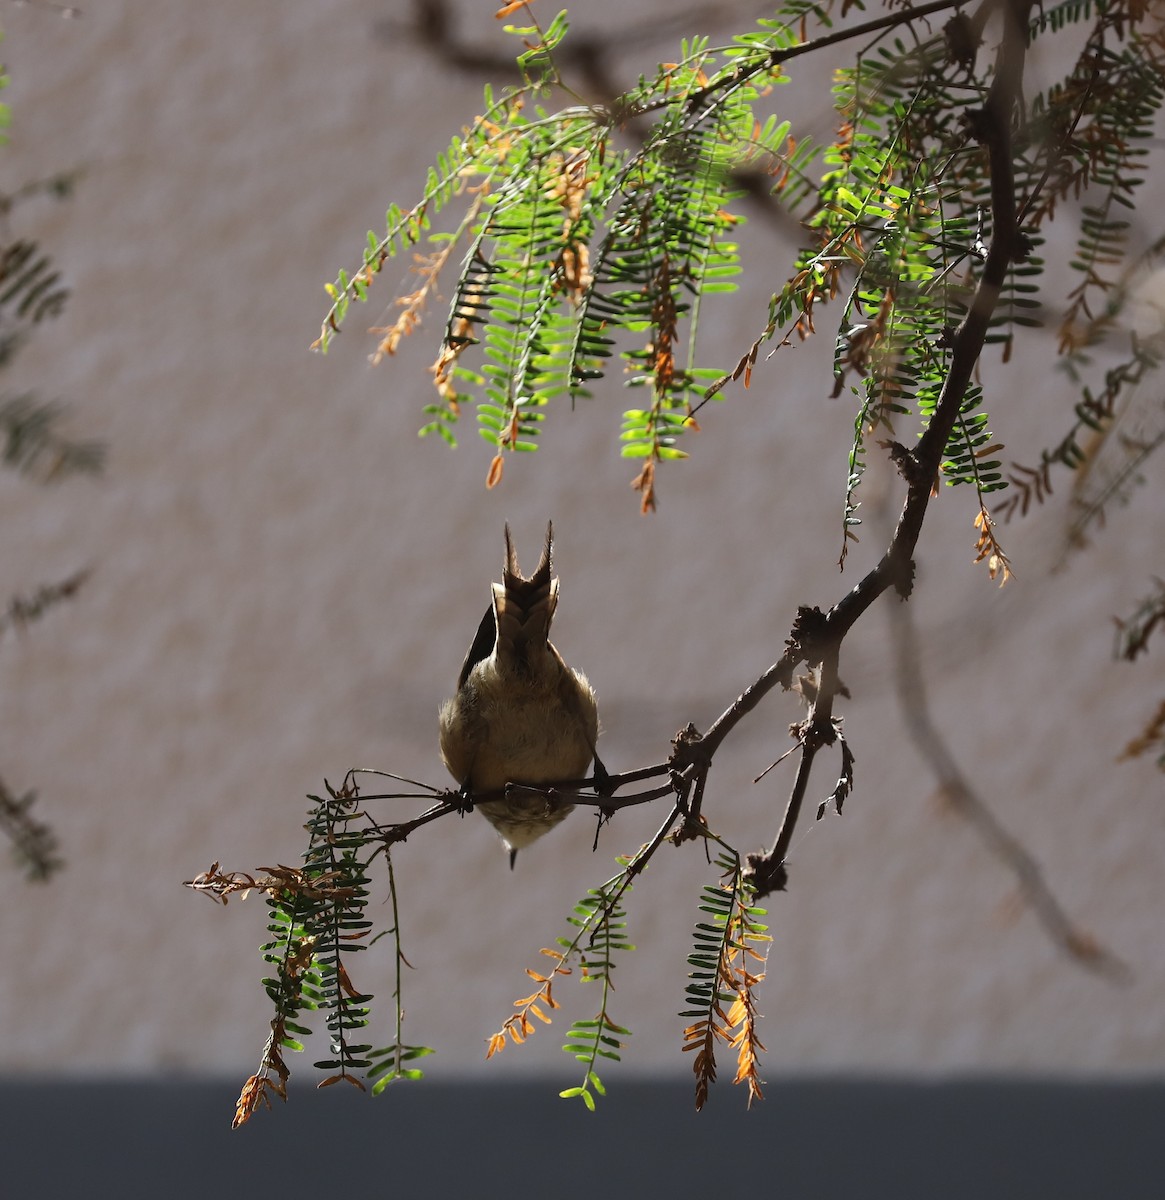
[370,798,467,846]
[656,0,967,118]
[499,780,676,812]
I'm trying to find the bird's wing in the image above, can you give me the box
[456,605,497,690]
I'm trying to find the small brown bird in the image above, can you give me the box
[438,523,600,865]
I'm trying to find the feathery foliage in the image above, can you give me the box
[0,775,62,881]
[201,0,1165,1122]
[488,854,638,1109]
[317,0,1165,555]
[682,852,770,1110]
[0,395,103,482]
[559,871,635,1109]
[226,782,435,1128]
[315,12,802,506]
[0,55,97,881]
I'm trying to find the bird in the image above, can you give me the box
[438,522,601,866]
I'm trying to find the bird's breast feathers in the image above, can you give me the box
[439,649,597,793]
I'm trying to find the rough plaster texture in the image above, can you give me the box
[0,1,1162,1086]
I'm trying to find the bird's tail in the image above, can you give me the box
[492,522,558,671]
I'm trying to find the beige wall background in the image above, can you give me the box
[0,0,1162,1087]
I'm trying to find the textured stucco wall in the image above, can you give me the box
[1,0,1162,1087]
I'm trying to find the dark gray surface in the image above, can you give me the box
[3,1078,1162,1197]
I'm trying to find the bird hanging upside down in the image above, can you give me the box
[438,523,601,866]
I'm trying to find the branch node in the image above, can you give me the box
[943,12,981,73]
[880,439,926,488]
[803,716,838,752]
[890,551,916,600]
[670,811,709,847]
[743,852,788,899]
[669,722,710,772]
[960,105,993,145]
[787,605,829,668]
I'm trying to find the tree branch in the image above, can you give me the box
[742,0,1035,896]
[245,0,1042,912]
[666,0,968,119]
